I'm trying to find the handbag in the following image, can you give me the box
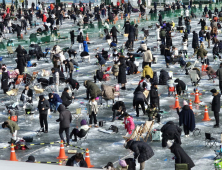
[175,163,189,170]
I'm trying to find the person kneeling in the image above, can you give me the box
[147,103,161,124]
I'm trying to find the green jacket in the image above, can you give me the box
[6,120,20,133]
[84,80,101,99]
[146,107,158,118]
[160,30,166,38]
[195,48,207,59]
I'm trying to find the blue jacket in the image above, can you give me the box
[98,54,106,65]
[49,93,63,105]
[83,41,89,53]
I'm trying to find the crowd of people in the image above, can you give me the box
[0,0,222,169]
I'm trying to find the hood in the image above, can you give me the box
[174,78,179,83]
[144,65,150,69]
[125,140,134,149]
[182,105,190,110]
[80,119,87,126]
[160,69,166,73]
[57,104,66,112]
[101,84,107,91]
[166,121,175,125]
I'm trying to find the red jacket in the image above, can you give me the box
[117,1,120,6]
[124,116,135,134]
[80,7,83,12]
[42,14,47,22]
[6,8,10,14]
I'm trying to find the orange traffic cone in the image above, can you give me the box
[57,140,68,160]
[134,18,136,24]
[86,33,90,41]
[202,105,211,121]
[173,95,181,109]
[189,99,193,110]
[85,148,94,168]
[194,89,200,104]
[10,144,18,161]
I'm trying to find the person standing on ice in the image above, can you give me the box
[176,100,195,137]
[77,32,84,52]
[210,88,221,128]
[56,104,72,147]
[167,141,195,170]
[2,120,20,144]
[124,140,154,170]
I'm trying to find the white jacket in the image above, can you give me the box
[87,101,98,115]
[185,10,189,17]
[156,28,160,40]
[7,20,11,27]
[80,125,90,131]
[142,50,153,62]
[182,40,188,50]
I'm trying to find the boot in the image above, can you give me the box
[8,138,16,144]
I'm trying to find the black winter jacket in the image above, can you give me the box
[133,91,148,106]
[38,100,50,114]
[174,78,186,90]
[57,104,72,128]
[212,92,221,112]
[159,69,169,85]
[150,86,159,105]
[126,140,154,163]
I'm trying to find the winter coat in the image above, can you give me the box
[77,34,84,43]
[170,143,195,168]
[1,71,9,90]
[142,50,153,63]
[97,54,106,65]
[159,69,169,85]
[83,41,89,52]
[160,29,166,38]
[5,120,20,133]
[112,101,126,112]
[49,93,63,105]
[87,100,98,115]
[42,14,47,22]
[174,78,186,90]
[112,64,119,76]
[126,140,154,163]
[161,121,182,146]
[150,86,159,105]
[178,105,196,131]
[185,9,189,17]
[178,16,182,26]
[206,66,215,75]
[212,92,221,112]
[133,91,148,106]
[142,65,153,78]
[38,99,50,114]
[84,80,101,99]
[101,84,115,100]
[156,28,160,40]
[124,116,135,134]
[166,33,172,47]
[123,21,130,34]
[118,58,127,84]
[17,56,26,73]
[110,26,119,36]
[216,67,222,81]
[182,40,188,50]
[61,91,72,105]
[195,48,207,59]
[192,33,199,49]
[57,104,72,128]
[147,107,158,118]
[66,155,88,167]
[66,78,79,90]
[20,89,33,102]
[140,43,147,51]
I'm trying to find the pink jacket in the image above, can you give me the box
[124,116,135,134]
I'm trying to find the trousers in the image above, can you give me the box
[39,114,48,131]
[59,127,70,144]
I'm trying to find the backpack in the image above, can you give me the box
[108,125,118,133]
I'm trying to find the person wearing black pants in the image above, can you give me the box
[133,91,148,117]
[37,95,50,133]
[59,128,70,144]
[211,88,221,128]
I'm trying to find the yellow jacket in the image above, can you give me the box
[142,65,153,78]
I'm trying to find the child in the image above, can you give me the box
[70,119,90,141]
[167,77,175,96]
[147,103,161,123]
[112,62,119,79]
[87,98,99,128]
[123,113,135,135]
[116,160,128,170]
